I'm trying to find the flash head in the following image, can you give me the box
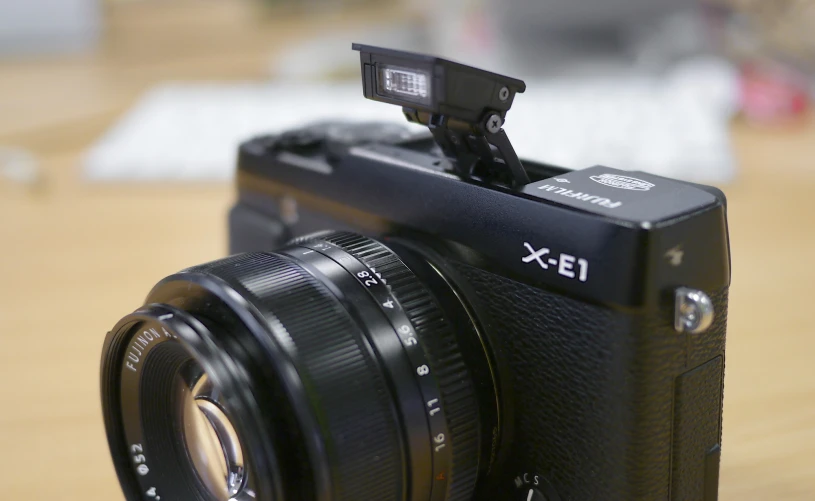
[353,43,526,126]
[352,43,531,186]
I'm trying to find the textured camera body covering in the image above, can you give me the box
[229,125,730,501]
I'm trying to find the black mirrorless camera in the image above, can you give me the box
[101,45,731,501]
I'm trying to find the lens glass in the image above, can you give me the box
[180,368,246,500]
[166,360,249,501]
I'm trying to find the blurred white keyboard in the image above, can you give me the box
[84,65,738,183]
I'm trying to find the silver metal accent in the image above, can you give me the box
[498,86,510,102]
[485,113,503,133]
[674,287,715,334]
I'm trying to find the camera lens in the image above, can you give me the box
[101,232,498,501]
[102,312,260,501]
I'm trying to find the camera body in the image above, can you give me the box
[98,44,730,501]
[229,111,730,500]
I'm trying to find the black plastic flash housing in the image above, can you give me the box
[353,43,526,125]
[353,43,531,186]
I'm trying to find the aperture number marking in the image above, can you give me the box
[399,324,418,347]
[356,270,378,287]
[434,433,446,452]
[295,241,453,496]
[427,398,442,417]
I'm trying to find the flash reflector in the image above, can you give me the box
[379,65,431,105]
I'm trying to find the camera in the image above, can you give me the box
[101,44,730,501]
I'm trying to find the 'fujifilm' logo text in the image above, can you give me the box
[537,185,623,209]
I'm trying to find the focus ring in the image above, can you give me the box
[183,252,404,501]
[320,232,481,501]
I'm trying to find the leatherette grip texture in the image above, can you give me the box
[671,357,724,501]
[451,262,728,501]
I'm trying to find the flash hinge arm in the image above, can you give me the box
[404,109,530,187]
[485,128,530,186]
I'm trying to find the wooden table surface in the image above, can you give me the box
[1,2,813,500]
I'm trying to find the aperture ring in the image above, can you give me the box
[297,232,480,501]
[286,241,450,501]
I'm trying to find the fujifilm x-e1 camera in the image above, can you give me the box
[101,44,731,501]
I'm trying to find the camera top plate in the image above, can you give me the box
[522,166,722,225]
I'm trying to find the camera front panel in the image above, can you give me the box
[227,185,728,501]
[442,260,727,501]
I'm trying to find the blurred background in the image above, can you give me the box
[0,0,813,499]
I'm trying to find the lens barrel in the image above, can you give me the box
[101,232,497,501]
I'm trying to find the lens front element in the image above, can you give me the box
[182,370,247,500]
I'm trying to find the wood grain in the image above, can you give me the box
[0,2,813,499]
